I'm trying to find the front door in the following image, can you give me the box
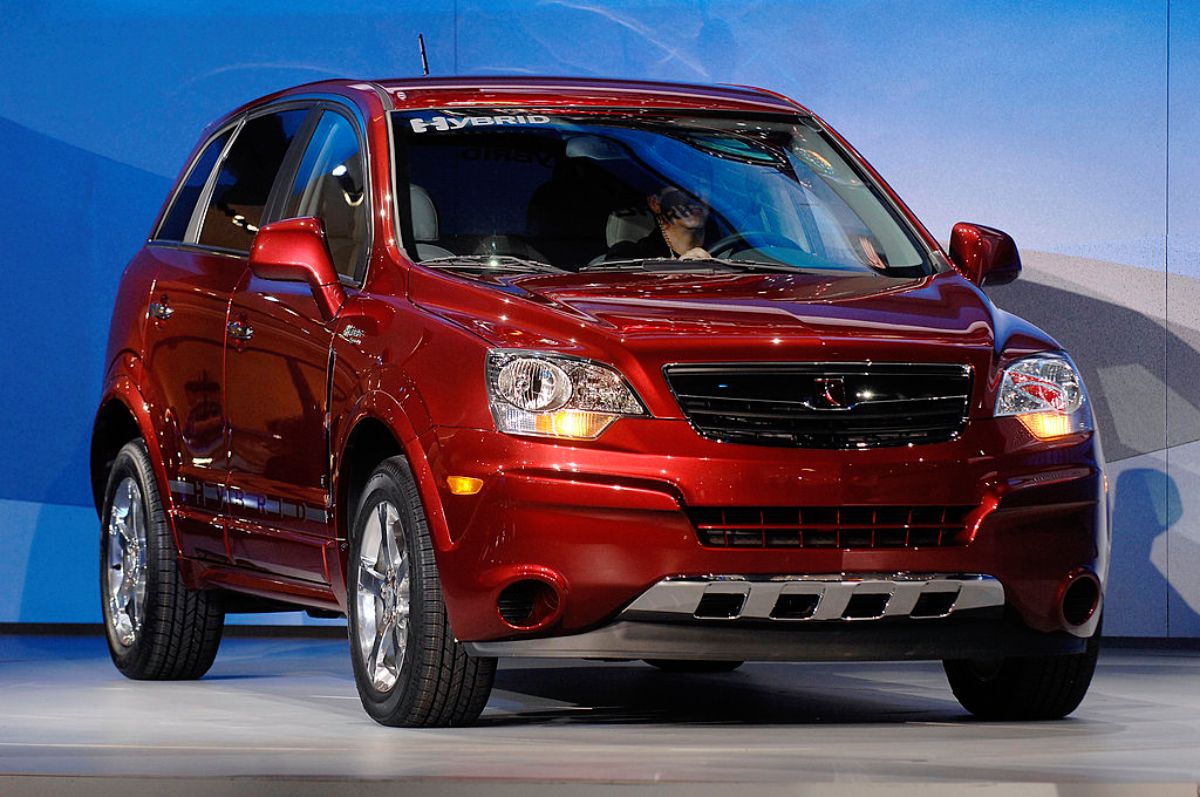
[224,107,369,584]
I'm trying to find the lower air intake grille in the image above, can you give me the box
[690,505,974,549]
[664,362,972,448]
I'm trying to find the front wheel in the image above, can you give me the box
[100,440,224,680]
[347,457,496,727]
[943,630,1100,720]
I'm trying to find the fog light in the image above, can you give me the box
[497,579,561,629]
[446,475,484,495]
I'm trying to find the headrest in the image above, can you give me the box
[410,185,438,242]
[606,206,656,247]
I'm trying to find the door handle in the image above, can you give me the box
[227,319,254,342]
[149,298,173,321]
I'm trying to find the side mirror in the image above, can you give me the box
[948,222,1021,287]
[249,217,346,321]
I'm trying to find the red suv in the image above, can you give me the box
[92,77,1107,726]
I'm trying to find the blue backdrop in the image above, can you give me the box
[1,1,1196,633]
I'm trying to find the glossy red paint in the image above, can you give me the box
[94,78,1107,655]
[949,222,1023,287]
[249,217,347,321]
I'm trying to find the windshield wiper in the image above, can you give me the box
[580,257,805,274]
[419,255,565,274]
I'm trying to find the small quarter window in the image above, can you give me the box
[156,130,230,242]
[198,109,308,252]
[281,110,368,279]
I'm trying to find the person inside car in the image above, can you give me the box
[607,186,714,261]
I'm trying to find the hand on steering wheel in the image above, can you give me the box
[707,230,802,259]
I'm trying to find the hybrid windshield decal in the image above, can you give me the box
[409,114,552,133]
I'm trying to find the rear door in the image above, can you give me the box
[223,106,370,584]
[142,106,311,563]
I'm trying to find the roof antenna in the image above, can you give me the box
[418,33,430,76]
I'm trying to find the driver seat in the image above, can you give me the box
[606,206,656,247]
[586,206,658,266]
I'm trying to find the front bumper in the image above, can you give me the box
[466,572,1082,661]
[423,417,1107,645]
[465,618,1086,662]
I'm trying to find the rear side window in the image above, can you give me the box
[280,110,367,279]
[198,109,308,252]
[156,130,230,242]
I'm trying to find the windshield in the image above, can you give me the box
[391,109,933,277]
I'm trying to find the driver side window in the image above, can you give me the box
[281,110,367,280]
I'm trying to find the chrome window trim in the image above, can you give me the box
[191,100,317,252]
[145,241,248,259]
[153,91,376,287]
[150,119,240,244]
[385,105,410,265]
[288,101,374,286]
[296,94,375,288]
[184,116,246,245]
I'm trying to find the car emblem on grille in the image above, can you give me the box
[813,377,848,409]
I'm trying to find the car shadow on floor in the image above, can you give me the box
[483,663,973,726]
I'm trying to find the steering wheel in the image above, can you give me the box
[707,230,805,259]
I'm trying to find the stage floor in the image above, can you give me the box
[1,633,1198,794]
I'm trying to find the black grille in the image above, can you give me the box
[664,362,972,448]
[690,505,973,549]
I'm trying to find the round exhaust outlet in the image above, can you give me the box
[1060,571,1101,627]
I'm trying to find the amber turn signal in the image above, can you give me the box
[446,476,485,495]
[1018,412,1075,440]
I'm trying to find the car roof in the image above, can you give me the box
[376,76,804,113]
[273,76,807,115]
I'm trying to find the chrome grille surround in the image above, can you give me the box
[663,362,973,448]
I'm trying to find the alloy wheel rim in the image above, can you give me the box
[106,476,147,648]
[356,500,411,693]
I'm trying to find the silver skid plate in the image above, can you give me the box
[620,573,1004,623]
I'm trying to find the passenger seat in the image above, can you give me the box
[409,185,454,261]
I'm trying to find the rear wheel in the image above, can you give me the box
[347,456,496,726]
[943,630,1100,720]
[645,659,744,673]
[100,440,224,680]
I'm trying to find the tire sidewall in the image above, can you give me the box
[99,440,167,675]
[346,464,427,722]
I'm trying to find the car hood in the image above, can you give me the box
[414,267,1057,363]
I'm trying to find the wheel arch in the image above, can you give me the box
[337,415,405,543]
[91,381,170,522]
[333,391,454,557]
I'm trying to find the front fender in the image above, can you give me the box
[93,358,181,553]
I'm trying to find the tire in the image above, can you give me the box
[645,659,744,673]
[943,629,1100,720]
[347,456,496,727]
[100,440,224,680]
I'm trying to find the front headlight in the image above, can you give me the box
[486,351,646,439]
[994,353,1093,439]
